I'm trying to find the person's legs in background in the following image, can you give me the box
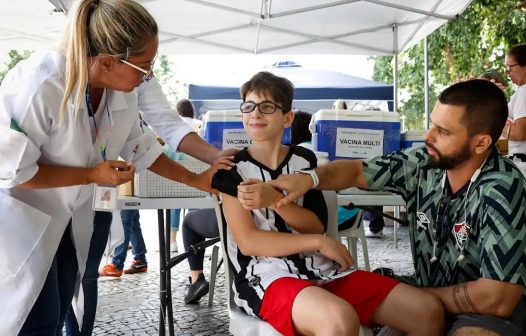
[364,207,385,238]
[170,209,181,253]
[65,211,112,336]
[182,209,219,304]
[124,209,147,274]
[19,223,79,336]
[99,210,134,277]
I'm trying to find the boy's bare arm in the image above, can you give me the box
[222,193,353,271]
[237,179,324,234]
[270,202,324,234]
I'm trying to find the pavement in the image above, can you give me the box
[93,209,414,336]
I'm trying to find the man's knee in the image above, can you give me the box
[450,326,499,336]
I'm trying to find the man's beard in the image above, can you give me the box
[426,141,472,170]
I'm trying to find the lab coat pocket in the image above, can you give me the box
[0,193,51,277]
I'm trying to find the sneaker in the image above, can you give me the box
[124,259,148,274]
[184,273,209,304]
[365,228,384,238]
[99,264,123,277]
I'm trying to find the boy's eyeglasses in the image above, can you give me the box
[120,58,155,82]
[505,63,519,72]
[240,101,283,114]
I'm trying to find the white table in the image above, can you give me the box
[118,196,214,336]
[337,188,405,247]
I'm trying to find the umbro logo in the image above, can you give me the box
[416,212,430,230]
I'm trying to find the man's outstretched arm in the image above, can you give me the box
[267,159,369,207]
[424,278,524,317]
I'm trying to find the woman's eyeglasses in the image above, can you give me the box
[120,59,155,82]
[505,63,519,72]
[240,101,283,114]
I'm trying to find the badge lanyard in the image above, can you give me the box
[87,84,118,212]
[426,158,487,265]
[86,84,112,161]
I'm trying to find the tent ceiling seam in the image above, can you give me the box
[182,0,261,18]
[362,0,453,20]
[399,0,445,51]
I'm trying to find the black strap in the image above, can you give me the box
[164,236,221,271]
[344,202,408,226]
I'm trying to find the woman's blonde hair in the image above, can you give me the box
[59,0,158,120]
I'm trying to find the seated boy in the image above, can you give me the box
[212,71,445,336]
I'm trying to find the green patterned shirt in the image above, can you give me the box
[363,146,526,288]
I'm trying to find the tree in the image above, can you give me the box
[153,55,186,108]
[0,50,33,84]
[371,0,526,130]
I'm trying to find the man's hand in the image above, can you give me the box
[88,160,136,186]
[267,173,313,208]
[237,179,284,210]
[318,236,354,272]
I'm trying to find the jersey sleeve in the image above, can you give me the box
[212,167,244,197]
[362,146,428,199]
[479,174,526,285]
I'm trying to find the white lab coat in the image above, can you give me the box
[102,77,196,287]
[0,50,164,335]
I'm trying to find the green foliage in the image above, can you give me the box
[371,0,526,130]
[0,50,33,84]
[153,55,185,108]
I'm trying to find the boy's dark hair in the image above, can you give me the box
[240,71,295,113]
[290,110,313,145]
[176,99,195,118]
[438,79,507,145]
[508,45,526,66]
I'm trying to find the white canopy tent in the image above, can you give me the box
[2,0,473,55]
[0,0,474,113]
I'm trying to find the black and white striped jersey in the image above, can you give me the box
[212,145,353,318]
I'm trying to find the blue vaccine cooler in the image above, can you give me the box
[401,130,426,149]
[310,109,400,160]
[199,110,291,150]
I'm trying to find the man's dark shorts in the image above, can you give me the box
[372,268,526,336]
[447,296,526,336]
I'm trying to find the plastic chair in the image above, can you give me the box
[338,210,371,271]
[211,191,373,336]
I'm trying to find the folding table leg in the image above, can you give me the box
[157,209,167,336]
[165,209,175,336]
[394,206,400,248]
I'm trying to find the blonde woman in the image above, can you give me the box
[0,0,231,334]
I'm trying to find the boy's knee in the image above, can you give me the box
[323,302,360,335]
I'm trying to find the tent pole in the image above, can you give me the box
[392,24,398,113]
[424,37,430,129]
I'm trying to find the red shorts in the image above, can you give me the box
[259,270,400,336]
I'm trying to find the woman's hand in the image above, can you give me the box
[237,179,284,210]
[193,157,233,193]
[318,236,354,272]
[88,160,136,186]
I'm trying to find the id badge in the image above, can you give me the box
[93,185,118,212]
